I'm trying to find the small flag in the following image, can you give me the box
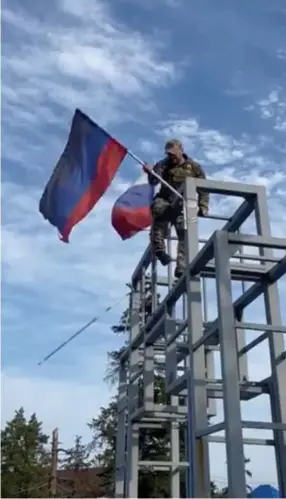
[39,109,127,242]
[111,183,154,240]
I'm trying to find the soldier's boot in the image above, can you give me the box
[175,238,185,279]
[174,265,185,279]
[156,250,171,266]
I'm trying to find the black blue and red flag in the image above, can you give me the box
[111,183,154,240]
[39,109,127,242]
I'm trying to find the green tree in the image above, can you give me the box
[1,407,50,498]
[57,435,94,497]
[87,398,118,496]
[60,435,90,471]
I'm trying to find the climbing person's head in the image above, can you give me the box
[165,139,184,165]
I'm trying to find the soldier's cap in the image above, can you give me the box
[165,139,183,150]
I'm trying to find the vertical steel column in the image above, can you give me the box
[167,228,180,498]
[236,230,249,382]
[182,276,189,496]
[142,268,155,413]
[115,362,127,498]
[184,178,210,497]
[144,339,154,412]
[254,188,286,496]
[151,256,158,312]
[213,230,246,497]
[125,286,140,498]
[202,277,217,417]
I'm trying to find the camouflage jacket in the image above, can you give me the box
[147,154,209,209]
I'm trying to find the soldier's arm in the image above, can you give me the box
[190,160,209,211]
[147,160,165,186]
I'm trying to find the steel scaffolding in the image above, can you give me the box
[115,178,286,498]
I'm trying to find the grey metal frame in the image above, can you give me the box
[115,178,286,498]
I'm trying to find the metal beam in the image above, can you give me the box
[228,232,286,251]
[194,178,261,196]
[213,231,246,497]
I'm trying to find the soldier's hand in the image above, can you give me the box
[198,207,208,217]
[142,163,151,174]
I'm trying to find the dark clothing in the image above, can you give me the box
[148,155,209,275]
[147,154,209,210]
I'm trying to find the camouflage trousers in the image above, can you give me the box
[150,196,185,271]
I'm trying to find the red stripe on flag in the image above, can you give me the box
[112,206,152,240]
[61,139,127,242]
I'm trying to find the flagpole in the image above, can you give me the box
[127,149,184,201]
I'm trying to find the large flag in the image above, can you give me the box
[111,183,154,240]
[39,109,127,242]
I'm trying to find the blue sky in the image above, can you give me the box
[2,0,286,489]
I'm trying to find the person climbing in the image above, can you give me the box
[143,139,209,279]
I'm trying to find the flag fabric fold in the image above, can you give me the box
[39,109,127,242]
[111,183,154,240]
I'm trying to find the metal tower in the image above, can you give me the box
[115,177,286,498]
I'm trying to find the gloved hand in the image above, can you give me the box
[198,206,208,217]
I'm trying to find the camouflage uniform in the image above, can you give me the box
[148,151,209,277]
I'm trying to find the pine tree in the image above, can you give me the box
[87,399,118,496]
[60,435,90,470]
[58,435,92,497]
[1,407,49,498]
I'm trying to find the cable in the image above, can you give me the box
[37,293,129,366]
[14,481,49,496]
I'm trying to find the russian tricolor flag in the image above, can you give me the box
[111,183,154,240]
[39,109,127,242]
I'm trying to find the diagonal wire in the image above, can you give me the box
[15,481,49,497]
[37,293,129,366]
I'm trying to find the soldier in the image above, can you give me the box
[143,139,209,279]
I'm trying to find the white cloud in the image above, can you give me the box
[277,49,286,60]
[158,117,256,165]
[138,139,160,156]
[248,88,286,132]
[2,0,176,139]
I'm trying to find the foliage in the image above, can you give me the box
[87,398,118,497]
[57,435,99,498]
[1,407,50,498]
[104,278,159,386]
[59,435,90,471]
